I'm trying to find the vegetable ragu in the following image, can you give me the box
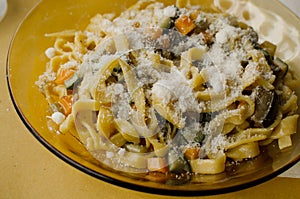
[36,0,299,184]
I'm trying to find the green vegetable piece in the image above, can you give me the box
[168,149,190,174]
[259,41,277,57]
[194,131,205,143]
[273,57,288,78]
[159,16,174,29]
[201,112,212,123]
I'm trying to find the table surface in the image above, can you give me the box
[1,0,300,198]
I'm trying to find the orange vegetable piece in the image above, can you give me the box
[147,157,169,173]
[175,15,196,35]
[184,147,200,160]
[58,95,73,115]
[55,68,75,85]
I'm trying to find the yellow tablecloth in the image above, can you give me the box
[1,0,300,198]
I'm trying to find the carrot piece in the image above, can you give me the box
[184,147,200,160]
[147,157,169,173]
[58,95,73,115]
[175,15,196,35]
[55,68,75,85]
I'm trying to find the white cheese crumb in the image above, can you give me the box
[51,112,66,125]
[215,29,228,44]
[163,5,177,18]
[45,47,56,59]
[215,25,236,44]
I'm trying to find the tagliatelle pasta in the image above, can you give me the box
[36,0,299,181]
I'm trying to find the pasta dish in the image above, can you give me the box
[36,0,299,182]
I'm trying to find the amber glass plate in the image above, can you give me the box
[6,0,300,196]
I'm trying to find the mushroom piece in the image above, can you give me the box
[251,86,278,128]
[272,57,289,79]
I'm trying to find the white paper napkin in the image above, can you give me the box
[279,0,300,16]
[0,0,7,22]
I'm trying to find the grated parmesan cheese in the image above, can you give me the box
[35,71,56,91]
[152,67,200,113]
